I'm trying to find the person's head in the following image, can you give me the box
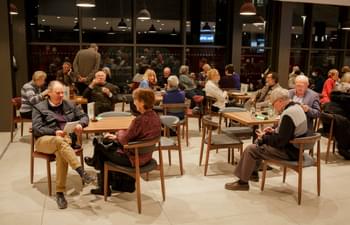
[167,75,179,89]
[163,67,171,78]
[94,71,107,85]
[143,69,157,84]
[32,70,47,87]
[341,66,350,74]
[179,65,189,75]
[292,65,300,73]
[132,88,155,113]
[270,88,290,115]
[225,64,235,75]
[62,62,72,74]
[202,64,211,73]
[48,81,64,105]
[328,69,339,81]
[207,69,220,82]
[341,72,350,84]
[89,43,98,51]
[265,72,279,87]
[102,67,111,78]
[294,75,309,97]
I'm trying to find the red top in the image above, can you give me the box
[320,78,335,104]
[117,110,161,166]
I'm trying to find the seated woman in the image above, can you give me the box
[163,75,186,120]
[85,88,162,194]
[19,70,48,119]
[139,69,157,89]
[204,69,228,112]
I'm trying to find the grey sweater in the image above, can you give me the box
[20,81,45,113]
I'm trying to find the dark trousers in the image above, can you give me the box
[20,111,32,119]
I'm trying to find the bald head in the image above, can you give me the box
[48,81,64,105]
[163,67,171,78]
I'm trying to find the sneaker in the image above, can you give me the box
[250,172,259,182]
[225,180,249,191]
[56,194,67,209]
[81,171,96,185]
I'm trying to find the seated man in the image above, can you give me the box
[158,67,171,88]
[225,88,308,191]
[56,62,77,93]
[20,70,48,119]
[83,71,120,116]
[163,75,186,120]
[289,75,321,131]
[32,81,95,209]
[245,72,281,110]
[219,64,240,90]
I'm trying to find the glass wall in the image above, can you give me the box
[185,47,226,74]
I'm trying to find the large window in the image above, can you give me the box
[185,47,226,74]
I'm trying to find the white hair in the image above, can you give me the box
[270,88,289,103]
[179,65,189,75]
[167,75,179,88]
[295,75,309,85]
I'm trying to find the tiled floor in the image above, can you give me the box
[1,107,350,225]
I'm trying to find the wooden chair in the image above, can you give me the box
[160,115,184,175]
[162,103,189,146]
[218,107,253,140]
[260,133,322,205]
[319,112,336,163]
[205,96,219,116]
[103,137,165,214]
[30,131,84,196]
[199,116,243,176]
[186,96,204,132]
[11,97,32,142]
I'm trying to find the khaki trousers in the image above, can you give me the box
[35,136,81,193]
[234,143,290,182]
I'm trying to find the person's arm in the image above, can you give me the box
[262,115,295,149]
[205,82,225,102]
[107,84,120,104]
[322,79,334,102]
[32,105,56,137]
[139,80,149,88]
[305,93,321,119]
[82,85,93,100]
[117,118,141,145]
[26,87,45,105]
[73,105,89,127]
[94,53,101,72]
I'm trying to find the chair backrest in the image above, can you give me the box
[162,103,188,115]
[202,115,219,131]
[97,111,132,117]
[205,96,217,114]
[11,97,22,110]
[160,115,180,130]
[290,133,321,162]
[319,112,335,135]
[123,136,161,155]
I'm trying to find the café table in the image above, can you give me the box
[83,116,134,133]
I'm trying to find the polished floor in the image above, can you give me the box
[1,106,350,225]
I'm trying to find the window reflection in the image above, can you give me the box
[185,48,225,74]
[289,50,308,74]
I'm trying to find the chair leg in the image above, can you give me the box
[204,146,211,176]
[231,148,235,165]
[122,102,125,112]
[283,167,287,183]
[104,164,108,201]
[168,150,172,166]
[10,121,14,142]
[178,147,184,175]
[79,153,84,185]
[298,169,303,205]
[325,137,332,164]
[332,138,336,154]
[317,141,321,196]
[135,171,142,214]
[30,156,34,184]
[21,121,24,136]
[227,148,231,163]
[199,139,205,166]
[260,163,267,191]
[186,121,189,146]
[46,160,52,196]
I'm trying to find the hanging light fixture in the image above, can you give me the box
[118,18,127,29]
[240,0,256,16]
[148,24,157,33]
[202,22,211,32]
[9,3,18,15]
[73,23,80,32]
[170,28,177,36]
[37,24,45,33]
[342,21,350,30]
[107,26,116,35]
[76,0,96,8]
[137,9,151,20]
[252,16,265,26]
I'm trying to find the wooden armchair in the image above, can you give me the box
[11,97,32,142]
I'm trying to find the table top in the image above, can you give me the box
[83,116,134,133]
[223,111,278,126]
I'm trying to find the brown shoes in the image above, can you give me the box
[225,180,249,191]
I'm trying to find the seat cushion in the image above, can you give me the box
[160,136,176,147]
[277,153,315,167]
[106,158,158,174]
[205,134,242,145]
[221,127,253,135]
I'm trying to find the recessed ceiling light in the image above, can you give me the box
[74,17,78,20]
[56,16,61,19]
[126,18,130,22]
[106,21,109,25]
[92,17,96,21]
[93,26,97,29]
[159,28,162,30]
[41,19,46,22]
[156,20,160,23]
[161,23,164,26]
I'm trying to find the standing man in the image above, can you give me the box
[32,81,95,209]
[289,75,321,131]
[73,43,101,94]
[83,71,120,116]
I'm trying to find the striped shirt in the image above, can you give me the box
[19,81,45,113]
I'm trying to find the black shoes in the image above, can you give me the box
[90,187,111,196]
[84,157,95,167]
[250,171,259,182]
[56,193,67,209]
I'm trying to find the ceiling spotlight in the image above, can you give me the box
[118,18,127,29]
[240,0,256,16]
[148,24,157,33]
[76,0,96,8]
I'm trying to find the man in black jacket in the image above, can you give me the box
[32,81,95,209]
[225,88,308,191]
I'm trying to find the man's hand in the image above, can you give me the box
[263,126,274,134]
[301,104,309,112]
[55,130,66,137]
[255,129,265,139]
[104,133,117,140]
[102,87,111,96]
[89,78,98,88]
[78,75,87,83]
[74,124,83,135]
